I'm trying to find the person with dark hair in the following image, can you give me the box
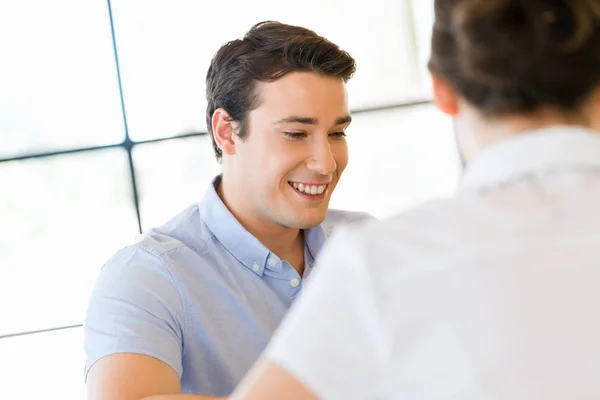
[84,21,371,399]
[227,1,600,399]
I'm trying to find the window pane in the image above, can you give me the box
[133,136,221,231]
[0,150,139,336]
[0,328,84,400]
[0,0,125,158]
[111,0,429,142]
[411,0,435,90]
[330,104,461,219]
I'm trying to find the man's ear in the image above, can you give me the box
[585,86,600,131]
[211,108,238,157]
[431,73,459,116]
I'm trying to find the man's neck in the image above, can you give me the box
[217,178,305,275]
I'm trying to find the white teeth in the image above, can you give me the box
[290,182,328,196]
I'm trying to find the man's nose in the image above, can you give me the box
[305,141,337,176]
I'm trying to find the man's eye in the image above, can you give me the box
[284,132,307,139]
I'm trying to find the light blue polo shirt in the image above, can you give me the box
[83,175,373,396]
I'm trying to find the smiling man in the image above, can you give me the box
[84,21,373,400]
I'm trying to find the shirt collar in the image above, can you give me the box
[199,175,326,276]
[460,126,600,191]
[303,222,324,275]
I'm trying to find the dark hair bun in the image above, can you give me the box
[430,0,600,115]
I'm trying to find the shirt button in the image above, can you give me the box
[267,257,277,267]
[290,278,300,288]
[252,263,260,272]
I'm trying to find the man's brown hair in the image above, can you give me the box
[205,21,356,161]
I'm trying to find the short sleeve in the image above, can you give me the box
[265,226,392,400]
[83,245,185,380]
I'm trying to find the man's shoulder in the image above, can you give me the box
[101,203,209,271]
[139,203,209,255]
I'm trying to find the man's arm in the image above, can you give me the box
[229,359,316,400]
[86,353,225,400]
[144,397,225,400]
[84,246,223,399]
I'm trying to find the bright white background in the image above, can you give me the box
[0,1,459,398]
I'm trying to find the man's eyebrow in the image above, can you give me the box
[274,116,318,125]
[273,115,352,126]
[335,115,352,125]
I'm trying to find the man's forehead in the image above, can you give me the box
[256,73,347,98]
[251,75,349,124]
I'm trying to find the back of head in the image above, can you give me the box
[205,21,356,161]
[429,0,600,116]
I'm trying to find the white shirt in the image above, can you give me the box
[265,126,600,399]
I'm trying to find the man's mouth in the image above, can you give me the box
[288,182,328,196]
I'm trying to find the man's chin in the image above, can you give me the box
[278,198,330,228]
[290,212,328,229]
